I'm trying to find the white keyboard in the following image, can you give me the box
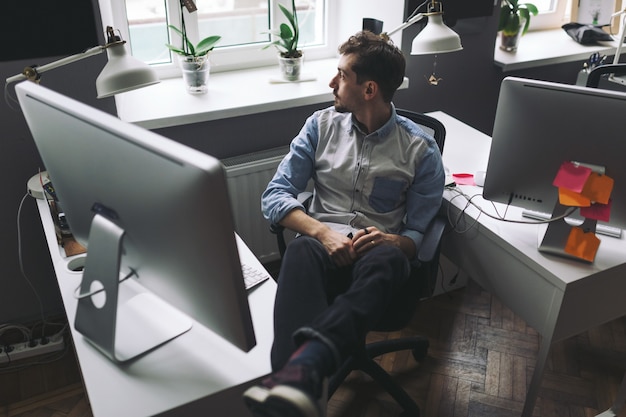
[241,262,271,290]
[522,209,623,238]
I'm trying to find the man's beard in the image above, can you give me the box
[334,104,349,113]
[333,94,349,113]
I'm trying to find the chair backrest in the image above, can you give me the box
[585,64,626,89]
[396,109,446,154]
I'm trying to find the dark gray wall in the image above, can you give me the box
[0,0,116,323]
[0,2,591,323]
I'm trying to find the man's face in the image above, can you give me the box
[329,53,365,113]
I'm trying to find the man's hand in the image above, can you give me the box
[352,227,416,260]
[279,209,358,266]
[318,229,357,267]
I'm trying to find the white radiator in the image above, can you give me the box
[222,147,289,263]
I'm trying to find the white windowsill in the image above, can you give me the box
[494,28,621,72]
[115,58,409,130]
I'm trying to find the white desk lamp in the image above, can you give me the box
[365,0,462,85]
[381,0,463,55]
[5,26,159,98]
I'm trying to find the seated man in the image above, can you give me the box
[244,30,445,417]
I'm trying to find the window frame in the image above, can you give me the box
[102,0,337,78]
[527,0,571,31]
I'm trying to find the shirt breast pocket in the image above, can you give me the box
[369,177,408,213]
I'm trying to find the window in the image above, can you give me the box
[105,0,334,78]
[527,0,572,31]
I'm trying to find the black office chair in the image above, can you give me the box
[585,64,626,88]
[270,110,447,416]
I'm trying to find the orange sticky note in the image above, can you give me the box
[553,161,592,193]
[580,173,614,204]
[580,199,612,222]
[558,187,591,207]
[564,227,600,262]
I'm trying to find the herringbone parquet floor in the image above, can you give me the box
[4,280,626,417]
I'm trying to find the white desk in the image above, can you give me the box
[36,198,276,417]
[429,111,626,417]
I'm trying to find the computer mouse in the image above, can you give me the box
[474,171,486,187]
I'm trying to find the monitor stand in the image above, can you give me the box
[538,202,597,263]
[74,214,192,362]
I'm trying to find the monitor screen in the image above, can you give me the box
[16,81,256,361]
[483,77,626,259]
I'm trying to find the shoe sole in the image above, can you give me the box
[243,385,321,417]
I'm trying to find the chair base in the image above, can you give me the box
[328,336,429,417]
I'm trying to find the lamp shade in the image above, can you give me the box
[96,43,159,98]
[410,14,463,55]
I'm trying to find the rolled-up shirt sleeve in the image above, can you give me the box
[401,141,445,257]
[261,115,319,225]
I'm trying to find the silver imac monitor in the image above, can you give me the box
[16,81,256,361]
[483,76,626,260]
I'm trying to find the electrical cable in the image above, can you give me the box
[406,0,432,21]
[4,81,21,111]
[445,185,578,234]
[73,268,137,299]
[16,192,49,338]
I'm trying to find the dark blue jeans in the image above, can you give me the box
[271,235,411,372]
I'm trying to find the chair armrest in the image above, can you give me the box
[417,216,446,263]
[297,192,314,209]
[270,192,314,257]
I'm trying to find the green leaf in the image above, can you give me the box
[524,3,539,15]
[502,13,521,35]
[168,24,184,37]
[518,8,531,34]
[167,24,220,57]
[279,23,294,40]
[279,4,297,33]
[165,44,186,55]
[196,35,221,55]
[498,1,538,35]
[262,0,299,55]
[498,7,512,31]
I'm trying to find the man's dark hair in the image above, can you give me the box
[338,31,406,103]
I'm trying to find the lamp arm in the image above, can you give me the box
[385,13,426,37]
[5,45,105,84]
[611,11,626,66]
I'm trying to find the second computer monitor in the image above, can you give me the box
[483,76,626,231]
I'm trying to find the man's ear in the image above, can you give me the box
[364,81,378,100]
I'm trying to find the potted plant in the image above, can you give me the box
[263,0,303,81]
[498,0,539,52]
[165,6,221,94]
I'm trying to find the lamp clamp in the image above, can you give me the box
[22,66,41,83]
[103,26,126,49]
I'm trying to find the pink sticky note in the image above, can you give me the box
[552,161,592,193]
[580,199,612,222]
[452,173,475,186]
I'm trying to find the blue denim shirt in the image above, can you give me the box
[261,105,445,258]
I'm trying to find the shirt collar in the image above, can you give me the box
[349,103,397,139]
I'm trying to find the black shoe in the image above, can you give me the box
[243,363,326,417]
